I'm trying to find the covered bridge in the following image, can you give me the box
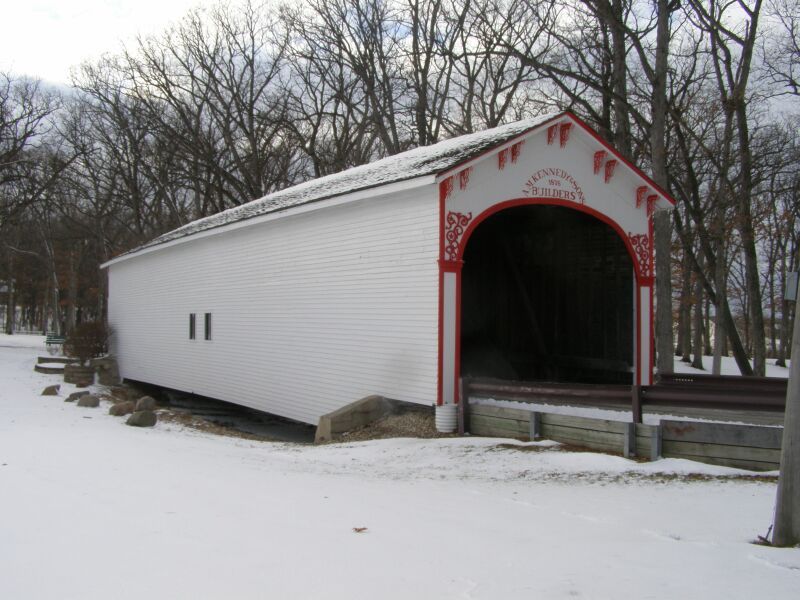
[103,112,673,430]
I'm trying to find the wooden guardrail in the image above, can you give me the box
[461,376,787,471]
[466,403,782,471]
[463,375,787,424]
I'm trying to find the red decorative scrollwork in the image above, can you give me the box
[459,167,472,190]
[628,232,652,279]
[559,122,572,147]
[498,149,509,170]
[547,124,558,145]
[511,141,524,163]
[445,211,473,261]
[604,159,618,183]
[594,151,608,175]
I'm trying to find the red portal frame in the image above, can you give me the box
[437,193,655,406]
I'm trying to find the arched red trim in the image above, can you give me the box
[456,197,646,285]
[446,197,648,403]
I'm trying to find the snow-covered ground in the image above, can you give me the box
[1,337,798,599]
[674,355,791,378]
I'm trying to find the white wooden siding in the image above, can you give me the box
[108,187,440,425]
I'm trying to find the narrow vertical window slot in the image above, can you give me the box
[189,313,196,340]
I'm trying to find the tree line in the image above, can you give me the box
[0,0,797,375]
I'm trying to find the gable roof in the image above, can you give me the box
[118,113,559,257]
[105,111,674,266]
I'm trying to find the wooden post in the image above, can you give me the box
[631,385,643,424]
[773,290,800,546]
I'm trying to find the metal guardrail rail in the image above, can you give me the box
[462,374,788,424]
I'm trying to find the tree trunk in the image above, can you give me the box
[652,0,673,375]
[67,250,77,334]
[692,261,705,369]
[5,251,14,335]
[704,297,713,355]
[731,1,765,375]
[680,253,692,362]
[772,290,800,546]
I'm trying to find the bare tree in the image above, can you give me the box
[764,0,800,95]
[0,74,61,228]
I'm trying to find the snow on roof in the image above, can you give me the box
[127,113,559,255]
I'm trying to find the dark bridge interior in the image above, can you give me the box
[460,205,634,385]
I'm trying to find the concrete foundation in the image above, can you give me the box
[315,395,396,443]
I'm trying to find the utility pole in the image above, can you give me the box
[773,276,800,546]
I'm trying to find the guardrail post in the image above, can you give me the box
[457,377,467,435]
[650,424,662,460]
[529,411,542,441]
[631,385,643,423]
[624,422,636,458]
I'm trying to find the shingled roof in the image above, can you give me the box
[125,113,559,256]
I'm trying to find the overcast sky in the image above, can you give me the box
[1,0,215,85]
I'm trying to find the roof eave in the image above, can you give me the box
[101,172,437,269]
[434,113,566,182]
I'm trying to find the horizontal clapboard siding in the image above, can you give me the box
[108,187,439,425]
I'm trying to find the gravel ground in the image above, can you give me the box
[113,382,447,444]
[336,409,453,442]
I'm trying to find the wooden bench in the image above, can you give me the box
[45,333,65,353]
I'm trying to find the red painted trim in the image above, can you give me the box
[565,112,676,206]
[636,186,648,207]
[437,180,446,406]
[647,195,658,219]
[547,124,558,145]
[594,151,608,175]
[458,167,472,190]
[511,141,524,163]
[456,198,646,283]
[436,114,565,181]
[434,112,675,207]
[647,196,656,386]
[635,285,642,386]
[445,211,474,262]
[434,111,674,398]
[559,122,573,147]
[454,265,463,404]
[442,175,454,200]
[440,259,464,272]
[498,149,508,170]
[649,284,655,385]
[604,159,618,183]
[451,197,649,396]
